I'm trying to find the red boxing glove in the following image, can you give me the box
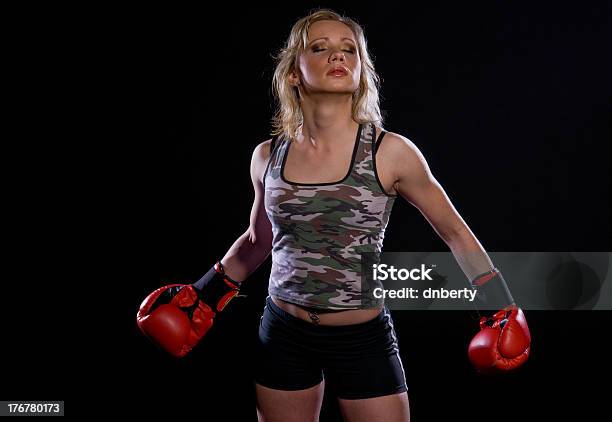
[136,261,240,358]
[136,284,215,358]
[468,305,531,374]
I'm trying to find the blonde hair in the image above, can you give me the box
[271,9,383,140]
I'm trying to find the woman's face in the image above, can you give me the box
[295,20,361,95]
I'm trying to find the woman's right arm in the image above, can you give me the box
[218,139,274,282]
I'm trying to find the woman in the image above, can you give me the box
[251,10,410,422]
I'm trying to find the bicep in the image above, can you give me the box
[393,138,468,243]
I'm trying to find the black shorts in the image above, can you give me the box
[254,296,408,400]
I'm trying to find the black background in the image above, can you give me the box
[5,1,612,420]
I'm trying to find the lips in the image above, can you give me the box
[327,67,349,76]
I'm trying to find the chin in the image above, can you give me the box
[323,81,359,94]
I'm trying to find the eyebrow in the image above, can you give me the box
[308,37,356,45]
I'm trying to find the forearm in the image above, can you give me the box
[446,226,496,281]
[219,230,272,282]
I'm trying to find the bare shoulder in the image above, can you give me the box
[253,138,273,161]
[378,131,420,157]
[251,138,274,185]
[375,130,433,192]
[377,130,425,168]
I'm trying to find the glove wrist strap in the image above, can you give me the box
[470,268,515,311]
[192,261,241,313]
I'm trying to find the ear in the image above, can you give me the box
[288,69,301,87]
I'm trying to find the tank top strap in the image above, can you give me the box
[349,121,378,183]
[351,122,376,169]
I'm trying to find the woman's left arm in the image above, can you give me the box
[383,133,531,373]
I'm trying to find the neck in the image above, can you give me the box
[297,94,358,149]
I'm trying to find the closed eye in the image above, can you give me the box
[312,48,355,54]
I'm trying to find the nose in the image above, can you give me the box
[329,48,346,63]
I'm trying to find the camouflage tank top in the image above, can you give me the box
[263,122,397,310]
